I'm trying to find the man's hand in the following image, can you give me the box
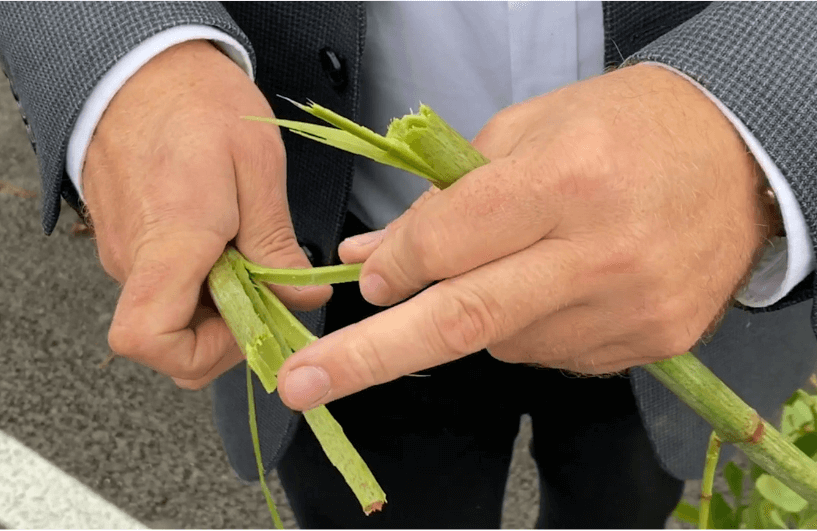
[83,40,331,389]
[277,64,780,411]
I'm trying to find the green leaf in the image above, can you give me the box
[710,492,737,528]
[768,506,789,529]
[742,494,763,529]
[787,391,802,407]
[756,473,809,513]
[795,432,817,458]
[724,461,745,503]
[800,512,817,528]
[786,402,812,431]
[734,504,747,527]
[747,498,788,529]
[794,389,817,409]
[751,463,766,482]
[672,501,699,525]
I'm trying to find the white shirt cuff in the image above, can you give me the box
[645,62,815,308]
[66,25,254,201]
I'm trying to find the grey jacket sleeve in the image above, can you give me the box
[0,1,256,235]
[622,2,817,312]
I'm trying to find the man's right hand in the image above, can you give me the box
[82,40,331,390]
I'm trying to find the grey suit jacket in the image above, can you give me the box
[2,1,816,481]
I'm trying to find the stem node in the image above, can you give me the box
[747,417,766,444]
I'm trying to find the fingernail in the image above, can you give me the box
[284,366,330,409]
[292,284,319,292]
[266,282,318,293]
[360,273,390,304]
[342,230,384,247]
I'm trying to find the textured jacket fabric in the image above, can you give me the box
[2,2,817,481]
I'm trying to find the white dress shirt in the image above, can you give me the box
[64,1,814,309]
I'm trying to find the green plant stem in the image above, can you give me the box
[245,262,363,286]
[644,354,817,506]
[254,280,317,352]
[208,248,386,519]
[208,249,284,392]
[247,364,284,529]
[303,406,387,514]
[699,431,722,529]
[252,100,489,189]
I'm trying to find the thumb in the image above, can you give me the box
[232,127,332,311]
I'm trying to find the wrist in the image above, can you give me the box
[69,27,253,201]
[84,39,251,211]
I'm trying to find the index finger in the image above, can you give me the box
[357,153,565,307]
[276,238,582,410]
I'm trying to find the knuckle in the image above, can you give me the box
[126,256,173,307]
[629,286,670,327]
[575,346,627,375]
[664,333,695,357]
[248,223,299,261]
[174,378,208,391]
[141,191,204,228]
[413,216,448,277]
[589,238,643,280]
[471,107,523,158]
[241,126,286,175]
[397,214,445,283]
[371,221,433,298]
[471,116,502,150]
[637,295,695,357]
[176,362,213,383]
[430,285,500,356]
[567,115,617,155]
[381,235,416,286]
[262,129,287,162]
[107,322,146,359]
[345,334,390,388]
[96,243,123,281]
[541,121,620,200]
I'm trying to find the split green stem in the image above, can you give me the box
[247,365,284,529]
[209,249,385,525]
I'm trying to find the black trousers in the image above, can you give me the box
[277,214,684,529]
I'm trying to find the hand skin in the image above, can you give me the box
[83,40,331,390]
[277,63,782,411]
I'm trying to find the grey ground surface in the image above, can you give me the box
[0,81,742,529]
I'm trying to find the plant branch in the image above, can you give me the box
[644,354,817,506]
[699,431,722,529]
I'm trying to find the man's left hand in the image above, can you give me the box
[277,64,780,411]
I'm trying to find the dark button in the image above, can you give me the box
[300,242,322,266]
[319,47,347,91]
[6,81,36,152]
